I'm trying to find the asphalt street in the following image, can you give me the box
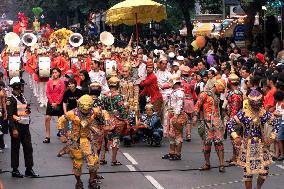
[1,77,284,189]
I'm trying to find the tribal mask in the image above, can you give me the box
[248,90,263,110]
[77,95,94,114]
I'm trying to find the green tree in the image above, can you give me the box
[198,0,223,14]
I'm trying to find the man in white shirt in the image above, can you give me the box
[88,58,109,93]
[155,57,172,136]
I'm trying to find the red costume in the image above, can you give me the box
[140,73,163,104]
[226,90,243,118]
[81,56,91,72]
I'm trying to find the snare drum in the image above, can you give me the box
[105,60,117,78]
[8,56,21,78]
[38,56,51,78]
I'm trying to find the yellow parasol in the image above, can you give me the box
[106,0,167,46]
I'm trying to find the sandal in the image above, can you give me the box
[100,160,107,165]
[199,164,211,171]
[111,161,122,166]
[96,175,104,179]
[169,154,181,161]
[219,165,225,173]
[75,181,84,189]
[162,154,172,159]
[43,137,50,144]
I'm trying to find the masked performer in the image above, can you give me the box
[227,90,279,189]
[101,74,128,166]
[162,75,187,160]
[57,95,110,189]
[225,69,243,165]
[192,79,226,172]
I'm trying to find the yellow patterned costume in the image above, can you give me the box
[57,95,110,176]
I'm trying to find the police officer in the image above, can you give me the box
[7,76,38,178]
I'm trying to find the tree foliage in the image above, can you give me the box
[198,0,223,14]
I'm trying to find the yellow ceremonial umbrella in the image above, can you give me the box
[106,0,167,46]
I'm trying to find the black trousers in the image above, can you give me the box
[10,125,34,169]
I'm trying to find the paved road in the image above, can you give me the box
[1,78,284,189]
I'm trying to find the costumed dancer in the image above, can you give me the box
[88,82,108,165]
[162,75,187,160]
[140,59,163,119]
[192,79,226,172]
[101,72,128,166]
[57,95,110,189]
[181,66,195,142]
[155,55,172,137]
[119,63,139,145]
[225,69,243,165]
[227,89,280,189]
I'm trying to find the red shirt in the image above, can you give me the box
[46,79,65,104]
[140,73,163,103]
[264,87,277,109]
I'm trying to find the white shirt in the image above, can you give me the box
[276,102,284,123]
[137,63,147,83]
[155,69,172,100]
[220,74,228,100]
[89,70,109,93]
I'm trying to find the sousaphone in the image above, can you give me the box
[69,33,83,47]
[100,31,114,46]
[22,33,37,46]
[4,32,21,48]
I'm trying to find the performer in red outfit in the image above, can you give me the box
[140,60,163,119]
[225,69,243,165]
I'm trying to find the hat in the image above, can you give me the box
[9,76,21,87]
[171,74,181,86]
[90,82,101,88]
[209,67,217,73]
[248,89,263,101]
[177,56,184,61]
[181,66,190,75]
[108,74,120,87]
[172,61,180,67]
[145,103,154,110]
[256,53,265,64]
[168,52,175,58]
[214,79,226,91]
[228,68,239,84]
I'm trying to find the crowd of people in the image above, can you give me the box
[0,11,284,189]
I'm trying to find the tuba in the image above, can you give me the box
[4,32,21,48]
[22,33,37,47]
[69,33,83,47]
[100,31,114,46]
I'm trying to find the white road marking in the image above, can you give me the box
[123,152,138,165]
[126,164,136,172]
[276,164,284,170]
[145,175,165,189]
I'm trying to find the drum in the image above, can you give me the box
[38,56,51,78]
[105,60,117,78]
[8,56,21,78]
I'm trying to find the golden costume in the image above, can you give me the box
[57,95,109,189]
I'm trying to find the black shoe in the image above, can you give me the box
[12,169,24,178]
[43,137,50,143]
[88,180,100,189]
[25,168,39,177]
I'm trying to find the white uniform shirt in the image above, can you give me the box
[89,70,109,93]
[155,69,172,100]
[169,88,185,115]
